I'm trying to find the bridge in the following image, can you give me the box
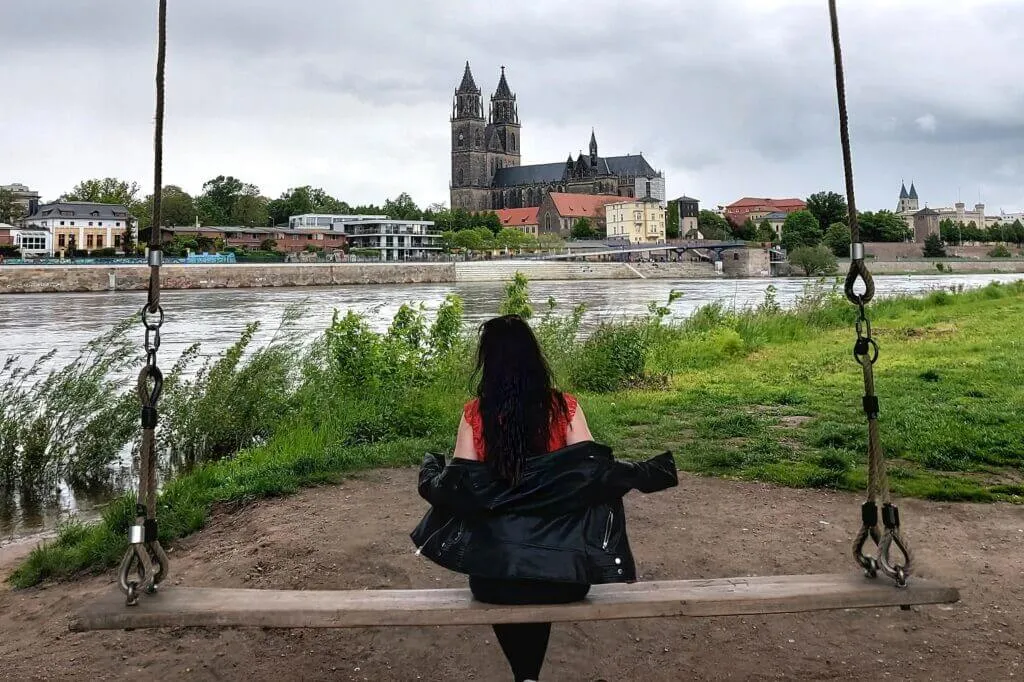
[531,240,754,262]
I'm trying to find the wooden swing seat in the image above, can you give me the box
[70,573,958,631]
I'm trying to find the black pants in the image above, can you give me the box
[470,577,591,682]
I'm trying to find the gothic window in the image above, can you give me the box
[475,130,482,147]
[511,132,516,150]
[457,168,464,185]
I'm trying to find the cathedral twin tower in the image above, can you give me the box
[450,62,522,212]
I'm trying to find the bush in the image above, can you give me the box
[988,244,1012,258]
[789,245,838,276]
[569,324,647,393]
[234,249,286,263]
[922,233,947,258]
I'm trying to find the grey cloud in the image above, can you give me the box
[2,0,1023,211]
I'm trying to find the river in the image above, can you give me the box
[1,272,1021,541]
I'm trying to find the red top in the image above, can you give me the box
[463,392,578,461]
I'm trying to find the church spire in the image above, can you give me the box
[457,61,479,94]
[908,181,918,200]
[589,129,598,167]
[900,181,909,200]
[489,65,518,125]
[453,61,483,120]
[494,65,512,98]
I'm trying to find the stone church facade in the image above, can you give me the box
[450,62,665,212]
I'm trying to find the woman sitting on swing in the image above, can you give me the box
[413,314,678,681]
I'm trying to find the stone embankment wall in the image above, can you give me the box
[0,263,456,294]
[864,242,1023,260]
[842,259,1024,275]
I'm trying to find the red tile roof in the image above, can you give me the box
[495,207,539,227]
[727,197,806,210]
[548,193,628,218]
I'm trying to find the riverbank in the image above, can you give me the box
[0,253,758,294]
[7,278,1023,589]
[2,469,1020,680]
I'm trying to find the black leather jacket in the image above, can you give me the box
[410,441,677,584]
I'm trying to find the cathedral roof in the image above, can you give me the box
[491,154,658,188]
[494,66,513,98]
[900,182,909,199]
[457,61,480,94]
[909,182,918,200]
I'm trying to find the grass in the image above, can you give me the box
[8,278,1024,588]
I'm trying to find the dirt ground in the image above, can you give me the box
[1,469,1022,681]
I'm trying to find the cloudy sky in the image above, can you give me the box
[2,0,1023,214]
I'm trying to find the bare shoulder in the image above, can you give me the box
[453,413,479,461]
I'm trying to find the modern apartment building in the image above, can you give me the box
[328,216,443,261]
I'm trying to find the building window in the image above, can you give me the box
[58,234,66,247]
[116,222,121,227]
[511,132,516,150]
[114,235,121,247]
[86,235,94,248]
[60,221,65,226]
[89,222,94,226]
[457,169,464,185]
[70,221,75,226]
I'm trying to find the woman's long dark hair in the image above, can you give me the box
[473,315,567,483]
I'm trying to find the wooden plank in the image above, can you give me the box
[70,573,959,632]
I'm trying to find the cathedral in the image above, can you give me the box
[450,62,665,212]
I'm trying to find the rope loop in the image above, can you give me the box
[878,530,912,587]
[137,363,164,408]
[844,258,875,306]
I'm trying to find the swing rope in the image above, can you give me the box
[827,0,911,586]
[118,0,170,606]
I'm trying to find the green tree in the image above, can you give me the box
[988,244,1012,258]
[231,194,270,226]
[471,211,503,235]
[732,217,757,241]
[195,176,260,226]
[60,177,141,206]
[493,228,533,252]
[0,189,26,224]
[922,233,946,257]
[805,191,848,228]
[666,201,680,239]
[789,245,838,276]
[823,221,852,257]
[858,210,911,242]
[133,185,196,236]
[452,227,493,256]
[755,219,776,243]
[780,210,822,252]
[383,192,422,221]
[259,238,278,251]
[570,217,599,240]
[267,186,350,226]
[697,210,730,240]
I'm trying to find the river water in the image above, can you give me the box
[1,272,1021,541]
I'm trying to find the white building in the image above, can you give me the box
[605,197,666,243]
[287,213,380,229]
[327,216,444,261]
[12,226,53,257]
[21,201,133,254]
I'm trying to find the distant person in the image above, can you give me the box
[413,314,677,682]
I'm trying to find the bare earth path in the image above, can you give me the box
[1,470,1022,681]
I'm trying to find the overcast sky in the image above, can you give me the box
[2,0,1022,214]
